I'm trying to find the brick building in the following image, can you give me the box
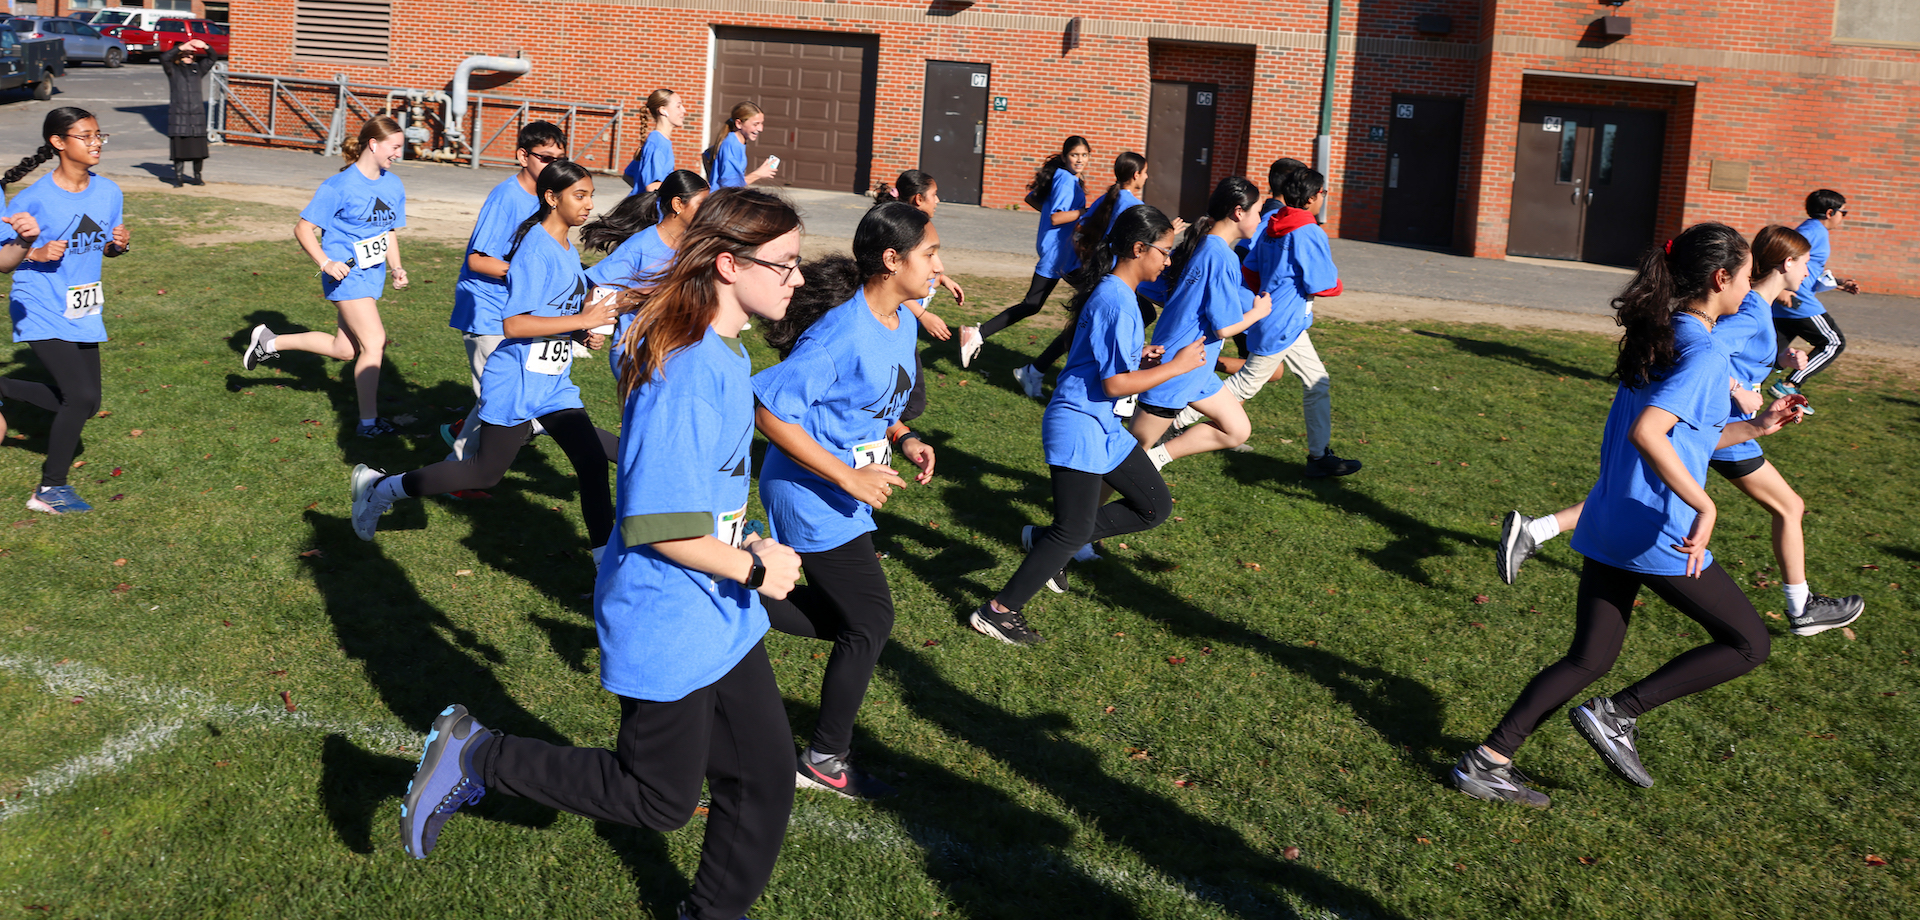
[13,1,223,21]
[227,1,1920,294]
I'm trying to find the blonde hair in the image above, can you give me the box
[340,116,404,169]
[645,88,677,127]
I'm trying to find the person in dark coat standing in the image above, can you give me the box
[160,39,221,186]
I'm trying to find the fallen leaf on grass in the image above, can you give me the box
[1883,692,1901,697]
[222,620,231,627]
[1578,856,1599,865]
[269,437,280,443]
[1126,747,1150,761]
[1807,732,1837,740]
[1454,863,1466,872]
[1283,846,1301,860]
[922,639,939,647]
[1472,594,1489,605]
[1416,837,1431,845]
[129,429,144,438]
[1765,611,1782,620]
[1861,563,1881,571]
[1167,656,1187,665]
[1469,622,1485,628]
[72,460,85,469]
[1335,805,1349,815]
[1112,631,1126,637]
[1200,647,1212,655]
[113,558,126,566]
[280,690,297,713]
[1103,705,1116,714]
[299,549,324,559]
[214,761,231,768]
[111,467,122,477]
[1842,627,1857,641]
[70,697,84,705]
[1866,854,1889,867]
[268,670,288,677]
[1632,599,1646,608]
[305,502,318,510]
[1172,779,1194,787]
[927,521,940,529]
[693,805,709,817]
[95,410,111,418]
[1241,562,1263,571]
[110,583,130,594]
[454,569,473,576]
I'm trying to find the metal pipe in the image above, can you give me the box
[448,55,531,144]
[1316,0,1341,221]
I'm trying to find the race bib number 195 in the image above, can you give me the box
[524,336,573,376]
[64,281,103,320]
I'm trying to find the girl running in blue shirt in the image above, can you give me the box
[399,188,808,920]
[1454,223,1807,807]
[703,102,778,189]
[957,136,1088,371]
[753,201,942,797]
[241,117,411,438]
[348,161,617,559]
[622,88,685,194]
[583,168,710,375]
[874,169,964,342]
[970,204,1206,645]
[0,107,131,514]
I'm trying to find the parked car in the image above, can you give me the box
[6,16,126,67]
[104,15,225,60]
[0,30,63,101]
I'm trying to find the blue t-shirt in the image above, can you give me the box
[1043,274,1144,474]
[1242,216,1337,356]
[587,225,675,376]
[596,327,765,702]
[1035,168,1084,280]
[7,173,122,344]
[450,176,538,335]
[711,133,747,189]
[1570,315,1731,576]
[1774,218,1829,320]
[1143,236,1252,409]
[1711,291,1775,463]
[630,130,674,193]
[299,166,407,268]
[753,289,920,553]
[475,229,589,426]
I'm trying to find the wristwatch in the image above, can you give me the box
[745,549,767,589]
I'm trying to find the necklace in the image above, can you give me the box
[1679,307,1715,331]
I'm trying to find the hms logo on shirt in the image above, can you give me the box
[548,276,588,315]
[366,197,397,225]
[720,425,751,477]
[67,214,110,255]
[859,365,915,421]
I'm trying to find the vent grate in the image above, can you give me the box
[294,0,391,64]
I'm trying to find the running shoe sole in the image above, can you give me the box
[1789,598,1864,637]
[1451,766,1550,808]
[1496,511,1530,586]
[1570,699,1654,788]
[969,609,1023,645]
[349,463,384,542]
[958,326,982,368]
[243,325,273,371]
[399,704,487,859]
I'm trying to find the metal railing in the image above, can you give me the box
[209,69,630,174]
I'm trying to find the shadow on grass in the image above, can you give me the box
[1412,329,1608,382]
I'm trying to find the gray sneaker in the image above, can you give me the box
[1497,511,1540,586]
[1789,593,1864,636]
[1570,696,1654,788]
[1452,747,1549,808]
[242,324,277,370]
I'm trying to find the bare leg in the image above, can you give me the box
[1724,461,1806,585]
[1162,388,1252,460]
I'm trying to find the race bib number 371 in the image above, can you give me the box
[64,281,103,320]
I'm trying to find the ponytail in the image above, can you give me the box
[1074,151,1147,268]
[1169,176,1259,282]
[581,169,709,252]
[872,168,934,206]
[340,115,403,171]
[4,107,95,188]
[1612,222,1749,388]
[504,159,592,262]
[703,101,762,175]
[1065,203,1173,313]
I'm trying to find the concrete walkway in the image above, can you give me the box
[7,65,1915,353]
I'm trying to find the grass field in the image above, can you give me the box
[1,192,1916,919]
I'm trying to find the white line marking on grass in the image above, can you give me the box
[0,655,418,821]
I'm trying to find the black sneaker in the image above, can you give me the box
[1021,525,1069,594]
[969,602,1045,646]
[1789,593,1864,636]
[1497,510,1540,586]
[796,749,896,800]
[1570,696,1654,787]
[1451,747,1549,808]
[1305,452,1362,478]
[358,417,399,439]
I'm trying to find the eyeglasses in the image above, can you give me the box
[1145,243,1172,258]
[738,254,800,284]
[1839,209,1849,217]
[62,133,110,147]
[523,150,562,165]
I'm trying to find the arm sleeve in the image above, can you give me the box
[1292,226,1340,297]
[392,184,407,230]
[471,194,520,259]
[298,182,337,229]
[1088,294,1136,381]
[1046,170,1076,215]
[1646,339,1723,430]
[501,243,552,320]
[1204,255,1256,337]
[641,136,674,186]
[751,337,839,426]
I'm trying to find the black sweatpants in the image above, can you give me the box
[397,407,613,548]
[476,641,793,920]
[1032,293,1159,373]
[1773,313,1845,387]
[1484,558,1771,758]
[0,340,102,488]
[765,532,895,757]
[998,445,1172,611]
[976,273,1060,339]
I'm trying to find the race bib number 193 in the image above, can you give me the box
[352,233,390,268]
[64,281,103,320]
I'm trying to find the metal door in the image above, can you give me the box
[1508,103,1592,260]
[1379,95,1465,247]
[918,61,990,205]
[713,27,877,192]
[1578,108,1666,266]
[1143,81,1217,222]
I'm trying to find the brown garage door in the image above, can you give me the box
[712,27,877,193]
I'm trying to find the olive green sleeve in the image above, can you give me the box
[619,512,712,547]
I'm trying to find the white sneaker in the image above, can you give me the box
[242,324,277,370]
[958,326,983,368]
[1012,364,1044,400]
[349,463,391,542]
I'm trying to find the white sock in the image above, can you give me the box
[1146,444,1172,470]
[259,329,278,353]
[1173,406,1204,428]
[358,417,377,428]
[1526,514,1562,544]
[530,418,548,437]
[806,746,837,765]
[590,544,606,568]
[1784,582,1810,617]
[372,474,408,503]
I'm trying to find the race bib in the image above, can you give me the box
[63,281,103,320]
[1113,394,1139,418]
[851,437,892,469]
[351,232,390,268]
[716,501,749,548]
[523,336,573,376]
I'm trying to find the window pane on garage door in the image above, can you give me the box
[714,28,876,193]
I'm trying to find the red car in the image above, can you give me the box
[104,16,226,60]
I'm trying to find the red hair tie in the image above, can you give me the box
[1664,239,1674,255]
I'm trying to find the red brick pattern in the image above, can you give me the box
[225,0,1919,294]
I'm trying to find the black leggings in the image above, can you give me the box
[397,407,613,548]
[1774,313,1845,387]
[976,273,1060,339]
[997,445,1172,611]
[765,532,895,757]
[1484,558,1771,758]
[1032,293,1159,373]
[0,340,102,488]
[476,641,793,920]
